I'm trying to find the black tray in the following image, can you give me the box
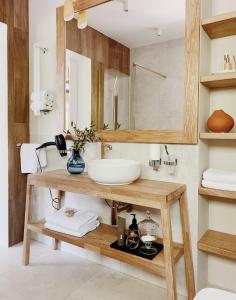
[110,240,163,260]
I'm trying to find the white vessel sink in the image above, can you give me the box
[88,159,141,185]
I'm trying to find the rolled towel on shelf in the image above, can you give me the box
[46,207,99,232]
[45,220,100,238]
[203,168,236,184]
[202,179,236,192]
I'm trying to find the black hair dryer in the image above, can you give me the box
[36,134,67,157]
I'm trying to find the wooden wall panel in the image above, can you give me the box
[91,61,104,129]
[0,0,29,246]
[0,1,6,22]
[13,0,28,31]
[13,28,29,123]
[66,19,130,75]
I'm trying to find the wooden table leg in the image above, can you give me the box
[161,203,177,300]
[52,190,63,250]
[179,192,195,300]
[22,177,33,266]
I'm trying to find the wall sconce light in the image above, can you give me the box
[64,0,74,22]
[77,10,88,29]
[64,0,88,30]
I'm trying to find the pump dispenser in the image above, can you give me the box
[129,214,138,231]
[126,214,139,249]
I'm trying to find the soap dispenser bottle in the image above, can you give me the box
[126,214,139,250]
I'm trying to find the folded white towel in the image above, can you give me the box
[46,207,99,232]
[203,168,236,184]
[20,143,47,174]
[45,221,100,238]
[202,180,236,192]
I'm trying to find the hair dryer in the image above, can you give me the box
[36,134,67,157]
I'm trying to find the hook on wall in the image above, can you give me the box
[35,45,49,54]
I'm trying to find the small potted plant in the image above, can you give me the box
[65,123,99,174]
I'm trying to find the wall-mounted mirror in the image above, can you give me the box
[58,0,200,143]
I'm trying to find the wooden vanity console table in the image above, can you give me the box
[23,170,195,300]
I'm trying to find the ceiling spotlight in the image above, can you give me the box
[64,0,74,22]
[116,0,129,13]
[123,0,129,12]
[156,28,162,37]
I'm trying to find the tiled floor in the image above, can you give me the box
[0,242,186,300]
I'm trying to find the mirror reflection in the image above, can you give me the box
[65,0,185,131]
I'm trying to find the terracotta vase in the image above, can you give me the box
[207,110,234,133]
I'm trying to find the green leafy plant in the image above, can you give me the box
[65,122,99,153]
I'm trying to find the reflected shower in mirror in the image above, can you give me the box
[65,0,186,131]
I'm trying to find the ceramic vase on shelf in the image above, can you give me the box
[207,110,234,133]
[67,149,85,174]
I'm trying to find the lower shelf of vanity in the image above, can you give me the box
[28,221,183,277]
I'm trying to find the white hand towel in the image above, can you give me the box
[45,221,100,238]
[46,207,98,232]
[203,168,236,184]
[202,179,236,192]
[20,144,47,174]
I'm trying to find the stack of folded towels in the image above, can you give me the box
[202,168,236,192]
[45,207,100,237]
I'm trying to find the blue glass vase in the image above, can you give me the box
[67,150,85,175]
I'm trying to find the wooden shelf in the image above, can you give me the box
[24,170,195,299]
[202,11,236,39]
[200,132,236,140]
[28,221,183,277]
[199,187,236,201]
[201,72,236,89]
[28,170,186,210]
[198,230,236,260]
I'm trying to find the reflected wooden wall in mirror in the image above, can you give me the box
[57,0,200,144]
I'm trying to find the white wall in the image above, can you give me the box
[211,0,236,16]
[29,0,64,144]
[0,22,8,247]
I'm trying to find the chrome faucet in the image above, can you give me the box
[102,143,113,159]
[104,144,112,151]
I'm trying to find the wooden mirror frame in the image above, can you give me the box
[57,0,200,144]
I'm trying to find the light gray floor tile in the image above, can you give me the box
[0,241,186,300]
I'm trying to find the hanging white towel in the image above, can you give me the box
[20,144,47,174]
[203,168,236,184]
[45,221,100,238]
[46,207,99,232]
[202,180,236,192]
